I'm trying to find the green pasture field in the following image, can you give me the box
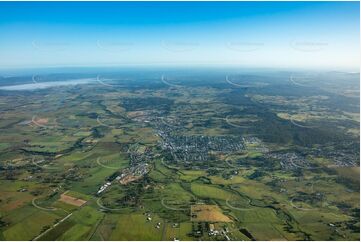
[162,222,193,241]
[109,213,163,240]
[3,209,59,241]
[190,183,234,201]
[0,72,359,241]
[179,170,207,181]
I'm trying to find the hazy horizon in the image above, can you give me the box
[0,1,359,70]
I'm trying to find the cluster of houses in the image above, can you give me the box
[157,123,245,165]
[268,145,358,171]
[96,140,153,195]
[267,152,311,170]
[205,224,230,240]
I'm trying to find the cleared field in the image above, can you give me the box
[59,193,87,207]
[191,205,231,222]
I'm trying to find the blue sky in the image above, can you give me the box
[0,1,359,70]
